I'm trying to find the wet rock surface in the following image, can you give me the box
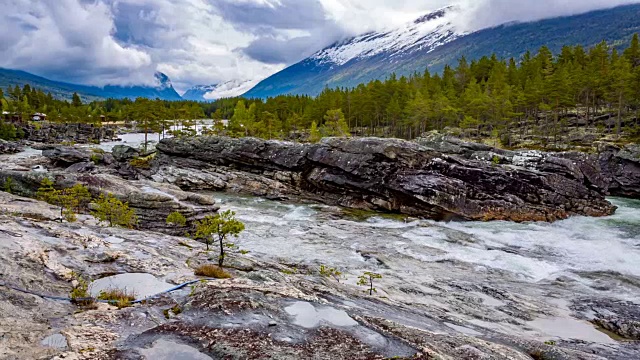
[0,139,23,154]
[1,190,639,359]
[573,298,640,340]
[153,136,615,222]
[598,144,640,198]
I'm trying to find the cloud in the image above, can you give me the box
[0,0,153,86]
[1,0,639,94]
[452,0,640,31]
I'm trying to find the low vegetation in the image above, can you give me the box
[129,154,154,169]
[2,177,14,194]
[319,265,343,282]
[92,193,138,228]
[69,274,93,307]
[166,211,187,227]
[97,288,136,309]
[194,210,245,267]
[36,178,92,222]
[358,272,383,296]
[194,264,232,279]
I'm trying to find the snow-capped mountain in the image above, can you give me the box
[311,6,462,68]
[244,4,640,99]
[182,80,258,101]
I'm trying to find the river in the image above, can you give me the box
[11,134,640,347]
[211,192,640,345]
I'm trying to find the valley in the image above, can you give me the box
[1,2,640,359]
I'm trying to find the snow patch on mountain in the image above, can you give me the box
[311,6,464,67]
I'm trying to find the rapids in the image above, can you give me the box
[212,192,640,344]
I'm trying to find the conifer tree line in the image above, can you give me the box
[2,35,640,145]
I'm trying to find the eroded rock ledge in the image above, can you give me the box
[152,136,616,222]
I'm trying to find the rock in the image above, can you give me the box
[112,145,140,162]
[598,144,640,198]
[20,123,116,144]
[42,146,92,165]
[65,162,95,173]
[0,170,219,235]
[152,136,615,222]
[0,139,23,154]
[573,298,640,340]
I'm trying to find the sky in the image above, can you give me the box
[1,0,639,94]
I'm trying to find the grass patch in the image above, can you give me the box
[70,274,94,307]
[194,264,232,279]
[163,305,183,319]
[129,154,155,169]
[97,288,136,308]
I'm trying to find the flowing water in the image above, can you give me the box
[211,192,640,343]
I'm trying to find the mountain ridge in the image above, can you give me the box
[0,68,182,102]
[244,3,640,98]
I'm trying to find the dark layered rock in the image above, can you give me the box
[0,139,23,154]
[152,136,616,222]
[598,144,640,198]
[0,170,218,234]
[42,146,92,166]
[112,145,140,162]
[21,123,116,144]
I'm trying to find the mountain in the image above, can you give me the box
[182,80,259,102]
[0,69,182,101]
[244,4,640,98]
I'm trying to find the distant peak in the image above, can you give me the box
[414,5,457,24]
[154,72,173,89]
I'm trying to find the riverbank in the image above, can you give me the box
[0,135,639,359]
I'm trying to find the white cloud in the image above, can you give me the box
[451,0,640,32]
[1,0,639,93]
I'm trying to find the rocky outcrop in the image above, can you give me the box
[112,144,140,162]
[0,170,218,234]
[0,139,23,154]
[153,136,616,222]
[21,123,116,144]
[42,146,93,165]
[598,144,640,198]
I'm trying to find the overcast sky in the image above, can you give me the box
[1,0,639,93]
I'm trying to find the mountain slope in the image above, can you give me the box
[244,4,640,98]
[0,69,182,101]
[182,80,259,102]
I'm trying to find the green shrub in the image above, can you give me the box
[69,274,93,307]
[166,211,187,226]
[2,177,14,194]
[92,193,137,228]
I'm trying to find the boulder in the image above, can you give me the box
[152,136,616,222]
[65,161,95,173]
[112,145,140,162]
[42,146,92,165]
[0,139,23,154]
